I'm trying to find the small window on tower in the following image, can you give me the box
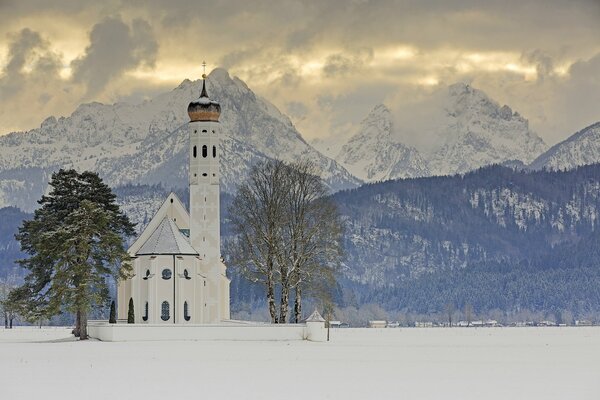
[202,145,207,158]
[202,129,207,133]
[193,146,197,158]
[212,145,216,158]
[202,173,207,177]
[194,130,197,134]
[143,302,149,321]
[212,130,215,134]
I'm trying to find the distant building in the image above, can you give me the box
[368,320,387,328]
[415,321,434,328]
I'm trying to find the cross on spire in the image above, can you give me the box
[202,61,207,79]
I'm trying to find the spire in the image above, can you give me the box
[187,61,221,122]
[200,79,208,98]
[200,60,208,98]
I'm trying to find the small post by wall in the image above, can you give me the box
[305,309,327,342]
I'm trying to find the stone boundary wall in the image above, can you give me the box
[88,320,326,342]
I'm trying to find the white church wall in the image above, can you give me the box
[87,321,321,342]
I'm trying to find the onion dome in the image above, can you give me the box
[187,77,221,122]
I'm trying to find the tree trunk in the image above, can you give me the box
[9,315,13,329]
[279,275,289,323]
[266,262,278,323]
[294,285,302,323]
[79,309,88,340]
[267,280,278,324]
[3,312,7,329]
[73,310,81,337]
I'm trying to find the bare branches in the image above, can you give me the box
[229,159,343,323]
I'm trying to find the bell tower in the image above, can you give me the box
[187,63,221,265]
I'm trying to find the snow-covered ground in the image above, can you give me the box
[1,327,599,399]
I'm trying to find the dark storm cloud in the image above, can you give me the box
[71,16,157,97]
[521,50,555,82]
[0,28,61,98]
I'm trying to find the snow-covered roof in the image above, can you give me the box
[136,217,198,256]
[305,309,326,322]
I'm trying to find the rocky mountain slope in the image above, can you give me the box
[426,83,547,175]
[530,122,600,171]
[335,104,430,181]
[329,83,548,181]
[0,69,360,212]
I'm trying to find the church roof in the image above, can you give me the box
[136,217,198,256]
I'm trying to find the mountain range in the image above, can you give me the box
[0,69,359,212]
[1,68,600,318]
[329,83,550,181]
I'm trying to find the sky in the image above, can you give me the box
[0,0,599,147]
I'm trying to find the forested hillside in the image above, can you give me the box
[330,164,600,318]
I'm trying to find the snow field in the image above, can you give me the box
[0,327,599,400]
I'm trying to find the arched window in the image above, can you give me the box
[212,145,216,158]
[183,269,191,280]
[184,301,191,321]
[161,301,170,321]
[142,302,148,321]
[202,145,207,158]
[193,145,197,158]
[143,269,150,280]
[162,269,172,280]
[202,129,207,133]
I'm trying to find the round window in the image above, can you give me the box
[162,269,172,280]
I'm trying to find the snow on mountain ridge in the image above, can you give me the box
[427,83,547,175]
[530,122,600,171]
[0,68,360,211]
[336,104,430,181]
[331,82,548,182]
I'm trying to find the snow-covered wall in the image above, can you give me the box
[87,321,325,342]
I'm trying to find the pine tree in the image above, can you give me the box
[11,169,135,339]
[127,298,134,324]
[109,300,116,324]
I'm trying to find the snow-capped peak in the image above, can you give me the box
[530,122,600,171]
[335,104,429,181]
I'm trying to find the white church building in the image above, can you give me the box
[117,75,230,324]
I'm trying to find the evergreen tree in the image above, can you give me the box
[127,298,134,324]
[109,300,116,324]
[11,169,135,339]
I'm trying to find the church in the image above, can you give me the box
[117,73,230,324]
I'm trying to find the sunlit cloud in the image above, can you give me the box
[0,0,599,147]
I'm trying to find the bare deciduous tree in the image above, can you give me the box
[277,161,343,323]
[0,273,19,328]
[229,160,289,323]
[464,303,474,327]
[445,302,455,327]
[229,159,343,323]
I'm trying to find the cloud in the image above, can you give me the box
[0,0,599,146]
[521,50,554,82]
[71,16,158,97]
[0,28,66,132]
